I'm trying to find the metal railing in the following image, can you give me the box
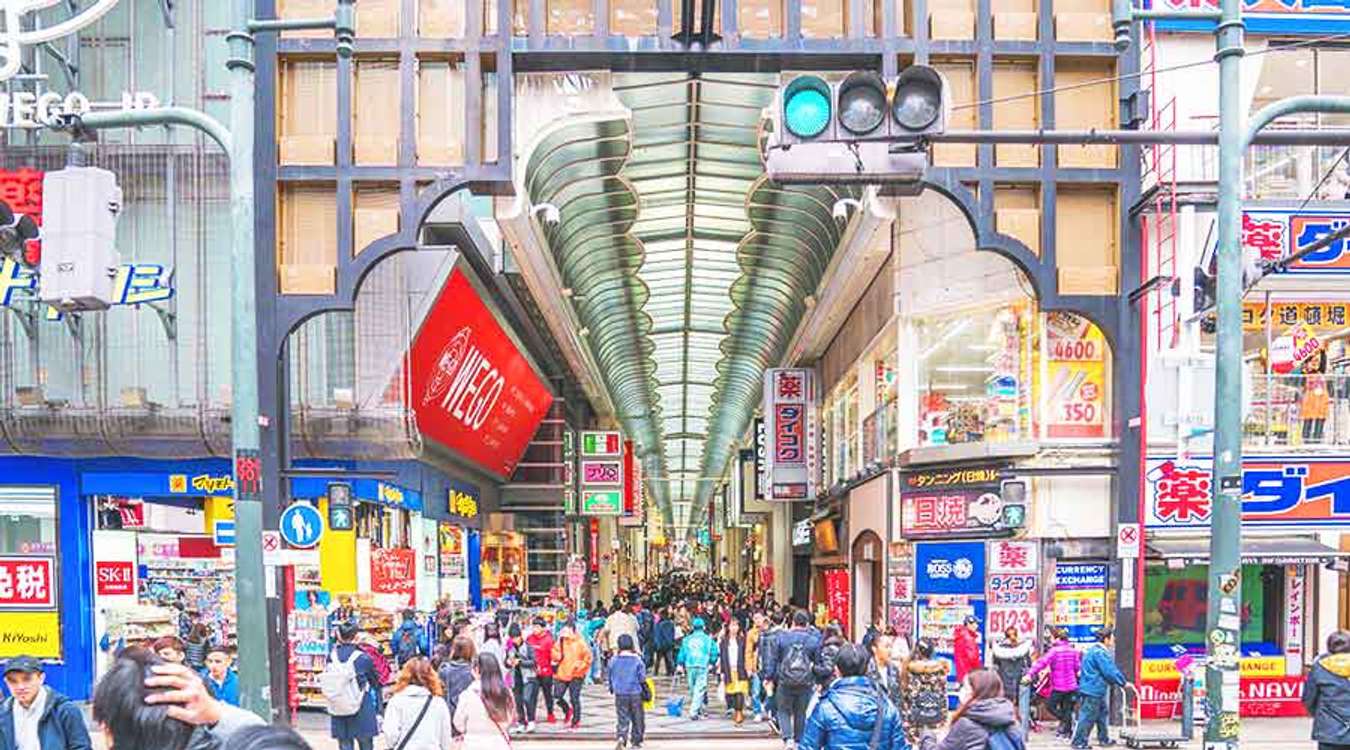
[1244,373,1350,448]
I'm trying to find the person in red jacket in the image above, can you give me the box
[953,615,982,683]
[525,617,559,723]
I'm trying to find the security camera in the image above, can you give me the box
[532,203,561,227]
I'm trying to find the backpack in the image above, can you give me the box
[777,640,814,689]
[986,728,1026,750]
[320,649,365,716]
[397,629,420,663]
[909,689,946,725]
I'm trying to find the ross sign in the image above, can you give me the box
[212,520,236,547]
[915,541,986,596]
[448,480,480,520]
[94,560,135,596]
[581,431,622,457]
[1117,523,1141,558]
[0,611,60,659]
[581,459,622,485]
[901,464,1011,538]
[1236,209,1350,274]
[280,503,324,549]
[409,268,553,478]
[762,368,818,500]
[1150,0,1350,35]
[988,539,1039,573]
[582,489,623,516]
[0,556,55,608]
[1053,562,1108,643]
[370,547,416,608]
[1043,312,1107,439]
[1146,455,1350,529]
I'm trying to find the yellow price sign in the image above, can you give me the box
[0,611,61,659]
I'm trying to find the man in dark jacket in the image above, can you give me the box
[867,633,903,711]
[653,610,677,676]
[0,656,91,750]
[391,610,427,666]
[764,610,824,748]
[1305,629,1350,750]
[799,644,908,750]
[636,603,656,669]
[609,634,647,749]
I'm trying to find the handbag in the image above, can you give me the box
[393,696,434,750]
[641,677,654,703]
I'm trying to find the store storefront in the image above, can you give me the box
[848,474,888,639]
[913,540,986,704]
[1140,453,1350,718]
[481,529,528,605]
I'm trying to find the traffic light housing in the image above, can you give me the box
[765,66,949,187]
[38,166,122,312]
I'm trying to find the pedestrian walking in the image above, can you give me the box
[608,634,648,749]
[0,656,93,750]
[653,609,678,677]
[481,622,507,670]
[990,627,1033,710]
[1304,629,1350,750]
[952,616,981,684]
[323,623,381,750]
[636,602,656,669]
[203,646,241,706]
[393,610,429,667]
[586,609,609,684]
[504,624,539,732]
[551,618,594,729]
[815,624,846,691]
[867,632,903,711]
[747,611,768,721]
[797,643,908,750]
[452,653,515,750]
[764,610,823,748]
[382,657,455,750]
[900,638,949,746]
[438,636,477,731]
[526,617,559,723]
[676,617,720,720]
[720,617,753,725]
[918,668,1024,750]
[1070,628,1124,750]
[1024,628,1081,740]
[607,603,642,657]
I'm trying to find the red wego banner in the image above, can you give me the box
[370,547,416,608]
[409,269,553,478]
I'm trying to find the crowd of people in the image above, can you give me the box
[3,571,1350,750]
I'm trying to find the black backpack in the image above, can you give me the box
[777,640,814,689]
[909,689,946,725]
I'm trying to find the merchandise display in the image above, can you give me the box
[139,557,237,647]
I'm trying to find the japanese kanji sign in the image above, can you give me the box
[762,368,818,501]
[1243,301,1350,333]
[1146,456,1350,529]
[988,540,1039,574]
[901,464,1009,538]
[0,556,56,608]
[1230,209,1350,275]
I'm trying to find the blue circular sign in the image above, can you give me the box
[280,502,323,549]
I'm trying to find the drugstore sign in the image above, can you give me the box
[1150,0,1350,33]
[1146,456,1350,529]
[1239,209,1350,274]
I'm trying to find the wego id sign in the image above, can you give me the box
[1,0,122,81]
[409,269,552,478]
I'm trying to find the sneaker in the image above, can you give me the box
[526,722,536,733]
[564,709,573,725]
[547,713,557,724]
[615,739,626,750]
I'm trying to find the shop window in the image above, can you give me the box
[353,59,401,165]
[929,0,974,39]
[1055,60,1117,168]
[0,488,57,556]
[612,0,658,35]
[278,183,338,294]
[993,61,1039,168]
[416,56,467,166]
[278,57,338,166]
[740,0,783,38]
[916,305,1033,447]
[1055,186,1118,294]
[546,0,595,34]
[932,59,976,167]
[1248,48,1350,200]
[421,0,468,36]
[994,184,1040,256]
[992,0,1036,40]
[357,0,402,37]
[353,184,401,256]
[1239,302,1350,449]
[279,0,336,38]
[1144,564,1280,654]
[1053,0,1110,42]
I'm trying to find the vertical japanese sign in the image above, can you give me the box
[1284,566,1305,676]
[762,368,818,500]
[1146,456,1350,528]
[0,556,60,658]
[1042,312,1107,439]
[823,568,850,627]
[986,540,1039,642]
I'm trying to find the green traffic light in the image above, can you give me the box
[783,76,831,139]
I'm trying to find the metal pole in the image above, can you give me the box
[928,128,1350,146]
[1207,0,1244,742]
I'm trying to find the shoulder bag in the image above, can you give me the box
[393,696,434,750]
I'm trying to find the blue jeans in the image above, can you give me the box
[589,639,604,681]
[687,666,709,717]
[750,674,764,715]
[338,740,373,750]
[1072,693,1110,747]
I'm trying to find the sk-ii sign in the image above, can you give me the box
[1240,209,1350,275]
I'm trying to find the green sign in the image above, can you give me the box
[581,489,623,516]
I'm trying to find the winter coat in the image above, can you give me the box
[798,675,910,750]
[507,637,538,683]
[526,630,556,679]
[381,684,455,750]
[654,619,677,651]
[1026,639,1081,693]
[329,643,382,740]
[867,660,904,711]
[438,660,475,720]
[763,627,822,684]
[606,611,641,652]
[204,668,241,706]
[720,633,752,683]
[953,627,980,683]
[1304,652,1350,746]
[817,638,846,688]
[757,627,783,680]
[991,639,1033,701]
[452,681,513,750]
[0,687,92,750]
[608,651,647,697]
[552,631,594,682]
[920,698,1022,750]
[678,622,720,670]
[1076,643,1125,698]
[901,659,950,731]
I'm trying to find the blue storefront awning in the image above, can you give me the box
[290,477,423,512]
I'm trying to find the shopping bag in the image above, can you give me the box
[643,677,656,711]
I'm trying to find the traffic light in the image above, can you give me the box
[765,66,948,187]
[38,166,122,312]
[0,199,39,267]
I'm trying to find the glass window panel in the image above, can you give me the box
[0,489,57,556]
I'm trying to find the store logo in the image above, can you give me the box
[1,0,122,81]
[191,474,234,494]
[95,560,135,596]
[926,557,975,580]
[377,483,405,506]
[421,325,506,432]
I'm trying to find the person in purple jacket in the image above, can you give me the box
[1023,628,1081,739]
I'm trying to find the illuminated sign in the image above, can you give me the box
[0,556,56,608]
[762,368,818,501]
[580,431,622,457]
[581,459,622,485]
[1147,455,1350,529]
[581,489,623,516]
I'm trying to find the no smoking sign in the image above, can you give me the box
[1117,523,1140,558]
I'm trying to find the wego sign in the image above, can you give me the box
[1,0,122,81]
[409,269,552,478]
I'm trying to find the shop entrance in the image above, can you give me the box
[852,530,884,639]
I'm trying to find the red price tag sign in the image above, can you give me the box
[0,556,56,608]
[987,606,1038,640]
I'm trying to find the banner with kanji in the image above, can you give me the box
[1237,209,1350,275]
[1146,456,1350,529]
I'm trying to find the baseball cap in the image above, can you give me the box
[3,656,43,676]
[964,615,979,626]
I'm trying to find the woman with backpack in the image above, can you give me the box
[900,638,949,746]
[382,657,455,750]
[453,653,516,750]
[324,624,381,750]
[438,636,477,731]
[918,668,1024,750]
